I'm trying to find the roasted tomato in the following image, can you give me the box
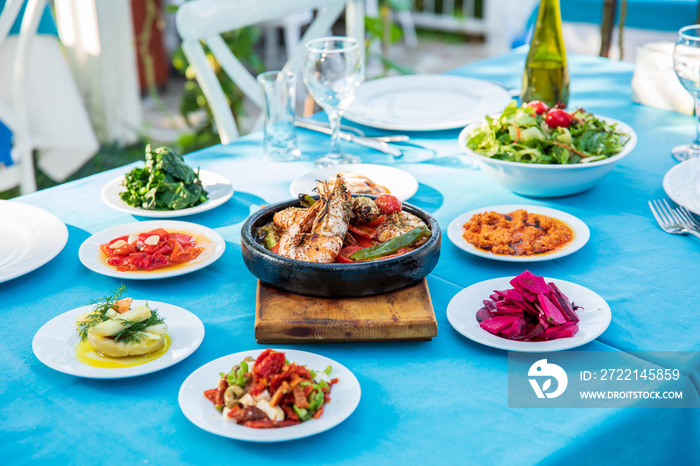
[337,245,362,263]
[364,215,385,228]
[544,109,573,128]
[376,194,402,216]
[525,100,549,115]
[348,224,377,239]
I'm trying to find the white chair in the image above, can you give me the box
[176,0,365,144]
[0,0,44,194]
[261,10,315,68]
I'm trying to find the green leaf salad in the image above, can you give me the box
[120,145,208,210]
[466,100,631,164]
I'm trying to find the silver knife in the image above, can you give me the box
[295,120,403,158]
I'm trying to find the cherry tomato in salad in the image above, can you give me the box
[525,100,549,115]
[376,194,402,216]
[544,109,573,128]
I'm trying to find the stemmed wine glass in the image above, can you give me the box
[672,25,700,162]
[302,36,364,167]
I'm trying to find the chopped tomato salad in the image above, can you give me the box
[204,349,338,429]
[100,228,203,271]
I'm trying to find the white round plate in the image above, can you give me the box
[0,200,68,283]
[447,205,590,262]
[179,349,361,442]
[344,75,512,131]
[663,157,700,216]
[100,170,234,218]
[446,277,611,352]
[78,220,225,279]
[32,300,205,378]
[290,164,419,201]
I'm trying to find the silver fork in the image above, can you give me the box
[660,199,700,233]
[675,203,700,231]
[648,199,700,240]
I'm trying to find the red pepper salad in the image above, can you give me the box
[204,349,338,429]
[100,228,203,271]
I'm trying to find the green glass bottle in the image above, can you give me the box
[521,0,570,107]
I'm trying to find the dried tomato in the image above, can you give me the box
[203,388,218,403]
[253,349,286,379]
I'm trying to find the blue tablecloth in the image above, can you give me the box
[1,50,699,464]
[0,0,58,36]
[562,0,697,31]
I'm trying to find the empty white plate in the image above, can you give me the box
[663,157,700,216]
[0,200,68,283]
[344,75,512,131]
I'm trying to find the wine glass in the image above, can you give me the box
[672,25,700,162]
[302,36,364,167]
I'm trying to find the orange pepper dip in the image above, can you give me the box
[462,209,573,256]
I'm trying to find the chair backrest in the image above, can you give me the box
[0,0,44,194]
[176,0,365,144]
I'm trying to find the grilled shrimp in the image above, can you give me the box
[375,211,429,246]
[277,175,352,263]
[273,207,309,230]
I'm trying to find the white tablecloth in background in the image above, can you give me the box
[0,35,98,181]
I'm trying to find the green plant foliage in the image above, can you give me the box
[365,16,404,44]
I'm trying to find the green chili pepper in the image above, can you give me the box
[255,223,280,250]
[240,361,248,373]
[298,193,316,208]
[309,370,317,379]
[349,226,431,261]
[293,405,311,421]
[324,365,332,376]
[311,390,324,411]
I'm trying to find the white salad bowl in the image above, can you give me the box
[458,116,637,197]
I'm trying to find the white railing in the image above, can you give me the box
[408,0,535,54]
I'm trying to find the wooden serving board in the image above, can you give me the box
[255,279,437,343]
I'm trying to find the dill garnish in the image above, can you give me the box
[112,306,164,343]
[76,285,126,342]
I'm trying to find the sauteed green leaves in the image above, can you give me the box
[466,101,631,164]
[120,145,208,210]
